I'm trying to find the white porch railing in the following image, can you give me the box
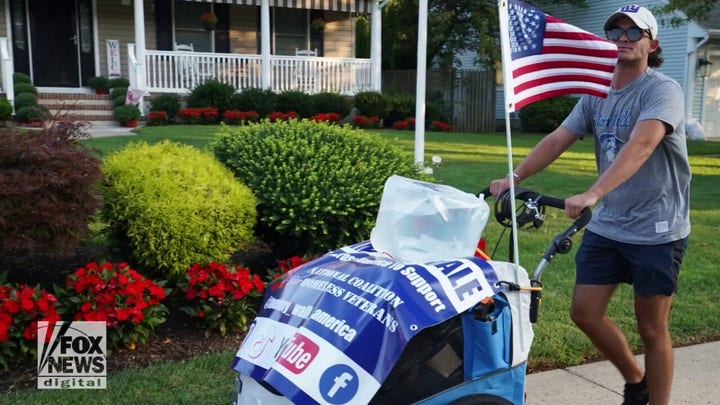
[139,48,372,95]
[0,38,14,110]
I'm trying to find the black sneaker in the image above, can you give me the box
[622,376,648,405]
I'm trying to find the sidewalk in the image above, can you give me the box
[525,340,720,404]
[86,124,138,138]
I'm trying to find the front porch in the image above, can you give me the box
[134,46,372,95]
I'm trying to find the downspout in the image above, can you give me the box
[687,32,709,125]
[370,0,388,92]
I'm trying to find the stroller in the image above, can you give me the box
[231,186,591,405]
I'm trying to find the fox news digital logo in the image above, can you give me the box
[36,321,107,389]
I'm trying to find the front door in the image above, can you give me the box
[28,0,94,87]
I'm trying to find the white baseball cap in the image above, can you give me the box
[604,5,658,40]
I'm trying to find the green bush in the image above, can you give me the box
[275,90,312,118]
[231,88,276,116]
[14,92,37,110]
[0,125,103,257]
[0,98,12,121]
[12,72,31,85]
[212,120,432,255]
[88,76,109,91]
[110,87,128,101]
[311,92,352,117]
[14,82,37,96]
[108,77,130,89]
[113,104,141,123]
[112,96,126,107]
[14,105,50,123]
[519,95,578,133]
[149,93,182,118]
[354,91,389,120]
[101,140,257,277]
[385,94,416,125]
[186,79,235,115]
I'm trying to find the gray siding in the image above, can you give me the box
[96,0,154,78]
[543,1,690,92]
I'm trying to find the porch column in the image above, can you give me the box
[370,1,385,92]
[261,0,271,90]
[133,0,146,91]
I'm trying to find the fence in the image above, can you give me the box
[382,68,496,132]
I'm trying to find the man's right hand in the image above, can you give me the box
[489,174,519,196]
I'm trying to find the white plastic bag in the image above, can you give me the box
[370,175,490,263]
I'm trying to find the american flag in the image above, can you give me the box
[501,0,618,111]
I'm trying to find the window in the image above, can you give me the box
[274,8,308,55]
[174,0,213,52]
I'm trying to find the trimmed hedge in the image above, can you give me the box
[101,140,257,277]
[212,119,432,255]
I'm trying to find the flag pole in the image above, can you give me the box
[497,0,522,284]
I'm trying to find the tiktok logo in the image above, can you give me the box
[319,364,359,404]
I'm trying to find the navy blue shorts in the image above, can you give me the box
[575,230,688,296]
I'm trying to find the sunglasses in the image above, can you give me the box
[605,27,649,42]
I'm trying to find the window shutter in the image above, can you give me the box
[310,10,324,56]
[214,4,230,53]
[154,0,172,51]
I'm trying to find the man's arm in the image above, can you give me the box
[489,126,577,196]
[564,119,667,218]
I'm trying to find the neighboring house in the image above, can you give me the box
[0,0,382,112]
[458,1,719,137]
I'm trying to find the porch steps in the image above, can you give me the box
[37,93,118,127]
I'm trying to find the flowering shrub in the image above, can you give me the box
[222,110,259,125]
[148,111,169,126]
[310,112,341,124]
[267,111,298,122]
[311,18,326,30]
[179,107,219,125]
[0,275,61,369]
[393,117,415,130]
[178,262,265,336]
[200,12,218,25]
[54,262,169,350]
[430,120,453,132]
[351,115,381,129]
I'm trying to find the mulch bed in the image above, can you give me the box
[0,243,279,395]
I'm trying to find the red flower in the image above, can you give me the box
[3,300,20,314]
[430,120,454,132]
[178,262,266,335]
[56,262,169,349]
[267,111,298,122]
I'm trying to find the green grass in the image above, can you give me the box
[3,125,719,404]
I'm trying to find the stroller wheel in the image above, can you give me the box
[447,394,513,405]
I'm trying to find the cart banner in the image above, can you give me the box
[232,241,501,404]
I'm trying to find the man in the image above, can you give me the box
[489,5,691,405]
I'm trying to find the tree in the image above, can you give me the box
[376,0,718,71]
[380,0,587,70]
[654,0,718,25]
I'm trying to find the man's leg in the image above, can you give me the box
[570,284,645,384]
[634,294,674,405]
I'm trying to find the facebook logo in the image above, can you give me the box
[319,364,359,404]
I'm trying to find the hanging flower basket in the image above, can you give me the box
[311,18,326,31]
[200,12,217,31]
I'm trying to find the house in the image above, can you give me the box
[457,1,719,137]
[0,0,386,121]
[540,1,717,138]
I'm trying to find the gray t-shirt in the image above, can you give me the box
[561,68,691,244]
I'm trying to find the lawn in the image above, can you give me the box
[2,125,719,405]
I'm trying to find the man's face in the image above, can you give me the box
[606,16,658,65]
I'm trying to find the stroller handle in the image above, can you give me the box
[478,187,592,233]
